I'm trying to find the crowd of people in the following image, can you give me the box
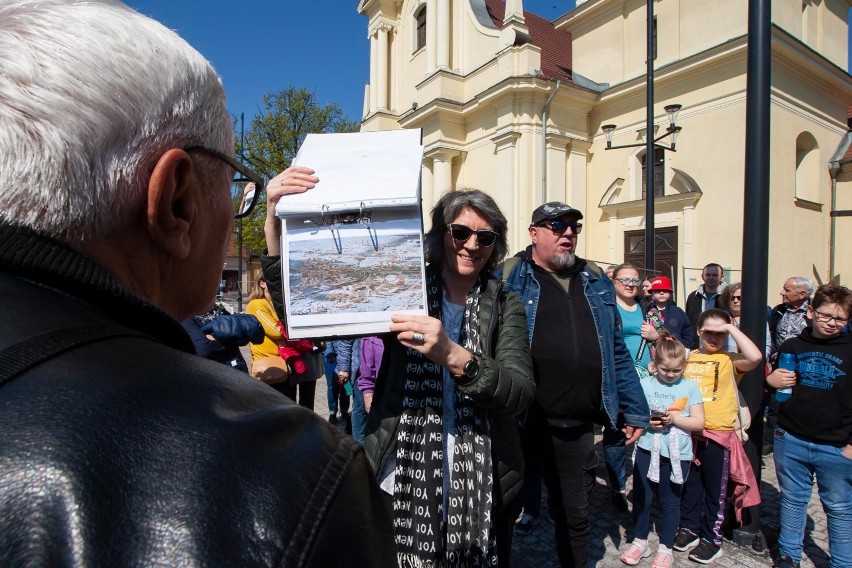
[0,3,849,568]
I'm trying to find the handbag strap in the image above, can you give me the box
[0,323,150,388]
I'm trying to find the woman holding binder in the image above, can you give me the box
[367,189,535,567]
[264,170,534,565]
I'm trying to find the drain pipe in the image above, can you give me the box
[541,79,561,204]
[829,160,840,277]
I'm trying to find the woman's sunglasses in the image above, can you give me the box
[447,224,499,248]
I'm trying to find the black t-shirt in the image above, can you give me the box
[776,328,852,446]
[530,261,603,426]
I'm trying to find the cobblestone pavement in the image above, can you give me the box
[508,442,831,568]
[265,358,832,568]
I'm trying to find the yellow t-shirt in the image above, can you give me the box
[683,351,743,431]
[245,298,283,360]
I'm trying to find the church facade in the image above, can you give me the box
[356,0,852,299]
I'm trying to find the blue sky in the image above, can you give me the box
[128,1,850,129]
[127,1,577,126]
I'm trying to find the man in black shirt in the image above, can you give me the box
[499,202,649,567]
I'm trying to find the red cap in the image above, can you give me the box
[649,276,673,292]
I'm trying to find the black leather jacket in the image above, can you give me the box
[0,224,395,567]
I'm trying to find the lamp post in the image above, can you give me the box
[600,0,683,277]
[237,112,245,313]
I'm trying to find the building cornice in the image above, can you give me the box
[600,191,702,218]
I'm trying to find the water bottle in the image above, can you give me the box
[775,352,796,402]
[341,375,354,397]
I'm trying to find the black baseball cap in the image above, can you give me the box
[530,202,584,226]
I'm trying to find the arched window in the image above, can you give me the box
[415,7,427,52]
[795,132,820,203]
[641,148,665,199]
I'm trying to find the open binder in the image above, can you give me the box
[275,129,427,339]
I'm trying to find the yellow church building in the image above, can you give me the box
[356,0,852,301]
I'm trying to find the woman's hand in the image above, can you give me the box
[263,166,318,255]
[767,368,796,389]
[389,313,471,375]
[640,322,659,341]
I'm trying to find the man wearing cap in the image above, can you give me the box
[645,276,696,349]
[497,202,649,568]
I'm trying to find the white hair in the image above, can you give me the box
[789,276,815,297]
[0,0,233,242]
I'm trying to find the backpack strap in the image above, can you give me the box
[0,323,150,388]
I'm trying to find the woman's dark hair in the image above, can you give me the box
[653,330,687,364]
[697,308,731,329]
[424,188,508,274]
[718,282,742,312]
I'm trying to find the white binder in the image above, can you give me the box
[276,129,427,339]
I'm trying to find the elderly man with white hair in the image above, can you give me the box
[0,1,393,565]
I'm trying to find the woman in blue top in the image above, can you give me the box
[603,263,653,511]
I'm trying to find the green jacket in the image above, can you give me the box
[363,275,535,510]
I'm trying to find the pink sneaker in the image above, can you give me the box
[652,551,673,568]
[621,542,651,565]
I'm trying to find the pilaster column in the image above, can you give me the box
[436,0,450,69]
[421,160,434,230]
[566,139,590,257]
[369,32,378,113]
[544,134,570,204]
[426,0,437,72]
[377,25,390,110]
[491,132,521,252]
[431,150,457,197]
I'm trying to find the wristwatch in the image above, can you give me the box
[453,354,480,380]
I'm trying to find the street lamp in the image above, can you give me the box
[599,0,684,278]
[601,105,683,151]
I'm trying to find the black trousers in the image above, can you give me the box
[522,408,597,568]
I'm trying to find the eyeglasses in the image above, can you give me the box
[615,277,641,286]
[813,310,849,326]
[184,145,265,219]
[447,224,499,248]
[536,219,582,235]
[730,295,742,302]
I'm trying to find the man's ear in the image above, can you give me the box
[146,149,197,260]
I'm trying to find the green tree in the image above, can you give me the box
[235,87,359,254]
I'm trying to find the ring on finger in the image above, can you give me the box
[412,331,425,346]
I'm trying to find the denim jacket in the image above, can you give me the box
[496,250,650,429]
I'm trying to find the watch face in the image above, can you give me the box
[464,357,479,378]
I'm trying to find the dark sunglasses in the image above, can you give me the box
[447,224,499,248]
[184,145,266,219]
[536,219,582,234]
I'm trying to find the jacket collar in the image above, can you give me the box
[0,223,194,353]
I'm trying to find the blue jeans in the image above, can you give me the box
[774,428,852,567]
[323,361,348,416]
[350,381,367,444]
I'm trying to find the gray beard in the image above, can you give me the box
[551,251,576,271]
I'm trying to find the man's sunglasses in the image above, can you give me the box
[185,145,265,219]
[536,219,583,234]
[615,277,641,286]
[447,224,499,248]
